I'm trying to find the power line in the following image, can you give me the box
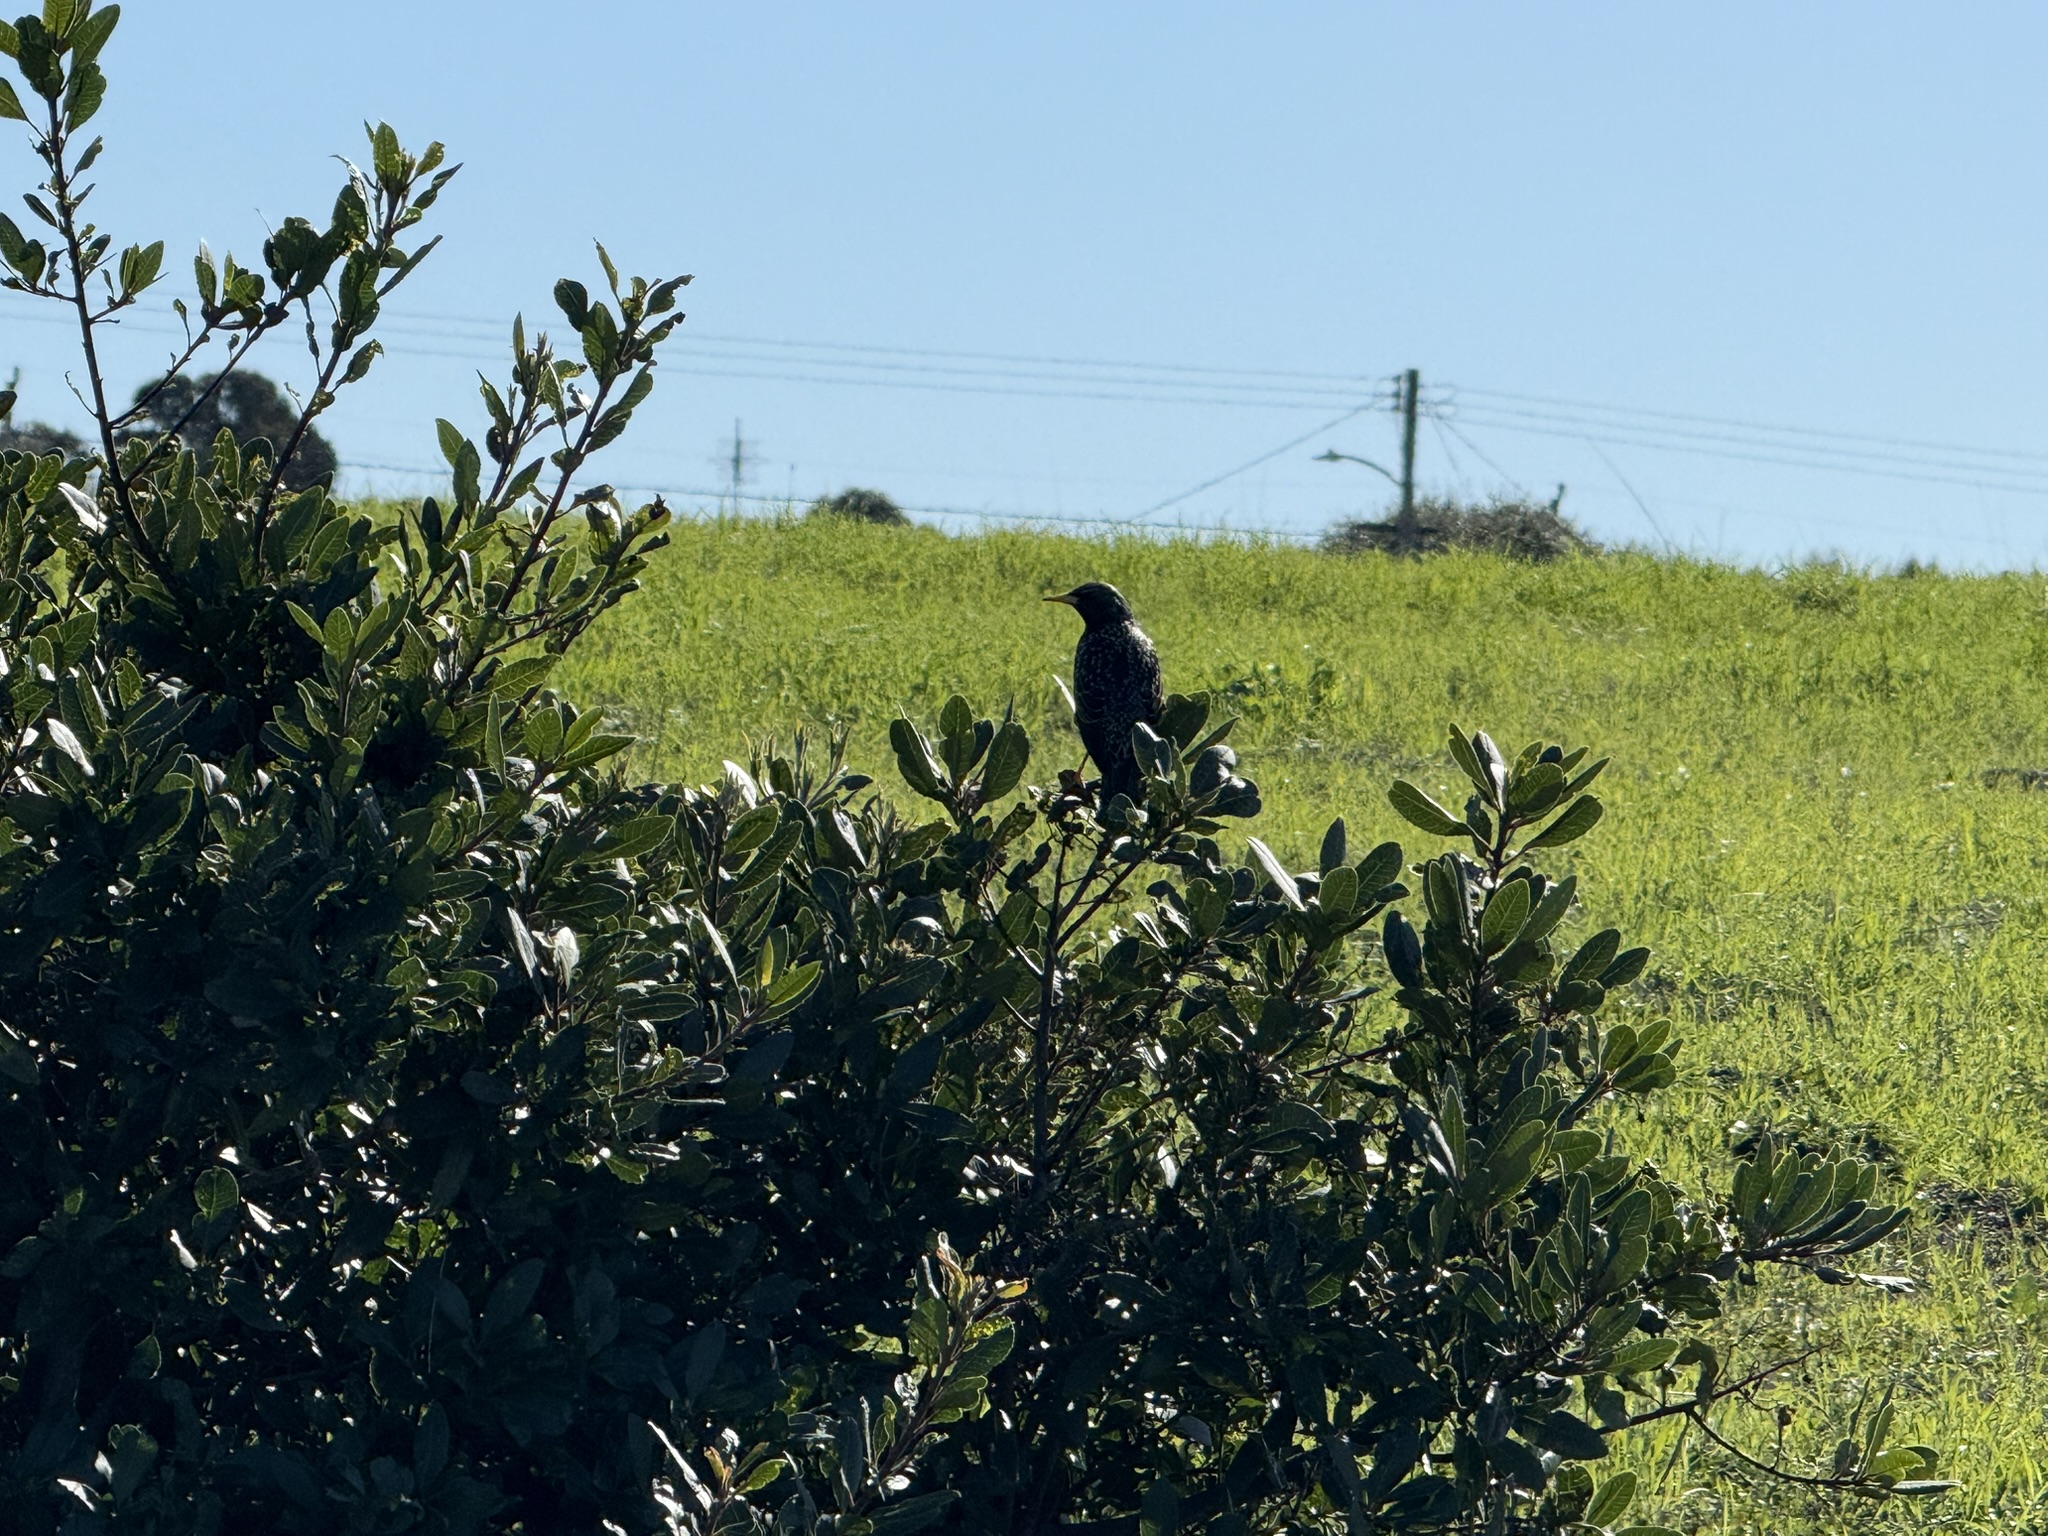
[20,292,2048,526]
[297,339,1410,414]
[10,303,1402,412]
[364,324,1405,413]
[378,306,1408,392]
[666,346,1388,403]
[1441,396,2048,485]
[18,295,2048,480]
[346,312,2048,488]
[1434,423,2036,551]
[1582,438,1673,552]
[337,460,1322,543]
[1427,413,1467,485]
[347,451,2036,555]
[1445,409,2048,498]
[1452,380,2048,467]
[1131,399,1385,521]
[1427,411,1527,495]
[369,319,1401,405]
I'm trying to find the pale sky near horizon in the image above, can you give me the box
[5,3,2046,566]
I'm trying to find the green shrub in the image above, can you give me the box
[809,487,909,526]
[1323,494,1598,563]
[0,9,1948,1533]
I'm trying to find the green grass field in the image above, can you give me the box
[561,513,2048,1533]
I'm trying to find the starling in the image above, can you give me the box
[1045,582,1164,801]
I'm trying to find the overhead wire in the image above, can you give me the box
[1443,408,2048,498]
[1435,418,2030,550]
[368,322,1401,407]
[377,305,1407,391]
[1130,399,1385,521]
[1441,396,2048,486]
[20,295,2045,480]
[19,294,2048,534]
[1581,438,1674,552]
[1452,381,2048,467]
[338,458,1321,542]
[1426,411,1528,495]
[1427,413,1467,486]
[13,303,1401,411]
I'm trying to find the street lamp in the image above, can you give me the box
[1314,448,1401,487]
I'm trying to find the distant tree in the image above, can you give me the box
[0,415,84,456]
[127,367,339,490]
[810,485,909,524]
[0,370,86,455]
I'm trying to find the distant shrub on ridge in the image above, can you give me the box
[810,484,909,525]
[1325,492,1599,562]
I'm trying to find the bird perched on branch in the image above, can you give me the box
[1045,582,1163,802]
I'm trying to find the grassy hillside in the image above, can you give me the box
[563,514,2048,1533]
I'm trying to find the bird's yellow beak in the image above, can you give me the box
[1044,592,1078,606]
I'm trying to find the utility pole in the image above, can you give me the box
[1313,369,1421,525]
[1397,368,1419,526]
[727,418,748,507]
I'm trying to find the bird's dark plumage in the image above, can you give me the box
[1046,582,1163,801]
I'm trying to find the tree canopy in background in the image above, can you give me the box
[123,369,338,491]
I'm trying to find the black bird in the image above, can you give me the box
[1045,582,1164,801]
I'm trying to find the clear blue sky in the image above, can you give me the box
[7,2,2046,565]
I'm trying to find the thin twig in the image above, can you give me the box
[40,97,171,582]
[1687,1404,1870,1491]
[1607,1348,1818,1435]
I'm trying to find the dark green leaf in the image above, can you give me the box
[1356,839,1403,892]
[1246,836,1303,909]
[370,120,405,183]
[1384,909,1423,987]
[938,693,976,777]
[1506,761,1565,820]
[1584,1470,1637,1526]
[1318,815,1347,873]
[868,1491,962,1535]
[67,4,118,65]
[1479,879,1530,954]
[1319,863,1358,916]
[1388,779,1470,838]
[1601,946,1651,989]
[1530,1409,1607,1461]
[1446,724,1490,801]
[1522,794,1605,850]
[890,718,947,801]
[435,418,466,471]
[63,60,104,127]
[980,720,1030,800]
[194,1167,239,1221]
[1138,1478,1180,1536]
